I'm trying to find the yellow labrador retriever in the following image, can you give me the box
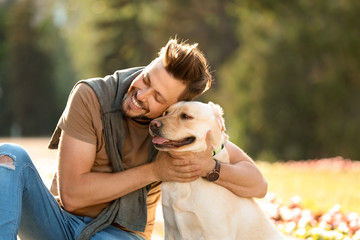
[149,101,284,240]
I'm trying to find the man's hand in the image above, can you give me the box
[151,131,215,182]
[152,151,201,182]
[186,131,215,177]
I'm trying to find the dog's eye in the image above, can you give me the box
[163,111,168,116]
[180,113,193,120]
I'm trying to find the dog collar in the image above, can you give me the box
[212,144,224,156]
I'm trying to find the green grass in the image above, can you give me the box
[257,161,360,214]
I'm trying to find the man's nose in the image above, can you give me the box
[137,88,152,101]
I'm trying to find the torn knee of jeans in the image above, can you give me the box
[0,155,15,170]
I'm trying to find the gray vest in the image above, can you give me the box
[49,67,158,239]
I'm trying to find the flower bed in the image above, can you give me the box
[261,188,360,239]
[259,157,360,239]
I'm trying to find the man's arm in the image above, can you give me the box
[215,141,268,198]
[58,132,201,212]
[167,133,268,198]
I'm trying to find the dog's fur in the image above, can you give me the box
[149,101,284,240]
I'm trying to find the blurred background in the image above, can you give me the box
[0,0,359,161]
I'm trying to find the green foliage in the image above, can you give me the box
[61,0,161,79]
[0,0,359,160]
[93,0,155,75]
[0,5,10,134]
[154,0,239,74]
[2,0,59,135]
[218,0,360,160]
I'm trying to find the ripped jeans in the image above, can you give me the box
[0,143,145,240]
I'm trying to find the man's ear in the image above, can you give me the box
[208,101,226,132]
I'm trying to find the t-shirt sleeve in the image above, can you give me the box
[58,83,101,145]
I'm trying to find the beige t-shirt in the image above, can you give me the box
[50,83,161,240]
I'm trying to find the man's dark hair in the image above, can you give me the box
[158,38,213,100]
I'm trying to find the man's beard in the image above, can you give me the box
[131,115,153,122]
[121,92,153,122]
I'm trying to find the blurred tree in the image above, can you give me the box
[218,0,360,160]
[0,4,11,135]
[46,2,77,112]
[94,0,156,76]
[1,0,359,160]
[4,0,59,136]
[62,0,160,79]
[62,0,238,91]
[156,0,239,90]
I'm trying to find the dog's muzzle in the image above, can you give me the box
[149,119,163,136]
[149,119,196,149]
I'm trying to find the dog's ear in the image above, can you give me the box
[208,102,226,132]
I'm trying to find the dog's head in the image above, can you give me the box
[149,101,228,153]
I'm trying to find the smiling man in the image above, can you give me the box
[0,38,267,240]
[122,59,187,121]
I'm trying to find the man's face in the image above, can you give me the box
[122,59,187,121]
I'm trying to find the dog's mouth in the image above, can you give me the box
[152,136,196,149]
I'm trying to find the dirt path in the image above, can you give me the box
[0,137,57,187]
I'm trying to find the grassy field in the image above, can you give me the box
[257,159,360,214]
[2,137,359,239]
[3,137,358,215]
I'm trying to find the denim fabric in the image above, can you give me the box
[0,143,145,240]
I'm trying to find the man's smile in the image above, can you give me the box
[130,92,145,110]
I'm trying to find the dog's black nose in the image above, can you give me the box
[150,120,162,132]
[150,120,162,128]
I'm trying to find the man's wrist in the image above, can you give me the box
[147,161,161,182]
[204,159,221,182]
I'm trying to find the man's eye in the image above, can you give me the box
[180,113,193,120]
[155,94,161,103]
[143,75,150,86]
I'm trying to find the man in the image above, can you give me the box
[0,38,267,240]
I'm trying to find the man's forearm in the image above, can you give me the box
[59,163,157,212]
[215,160,268,198]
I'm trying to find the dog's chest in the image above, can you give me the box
[161,182,192,207]
[161,179,240,240]
[161,179,222,212]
